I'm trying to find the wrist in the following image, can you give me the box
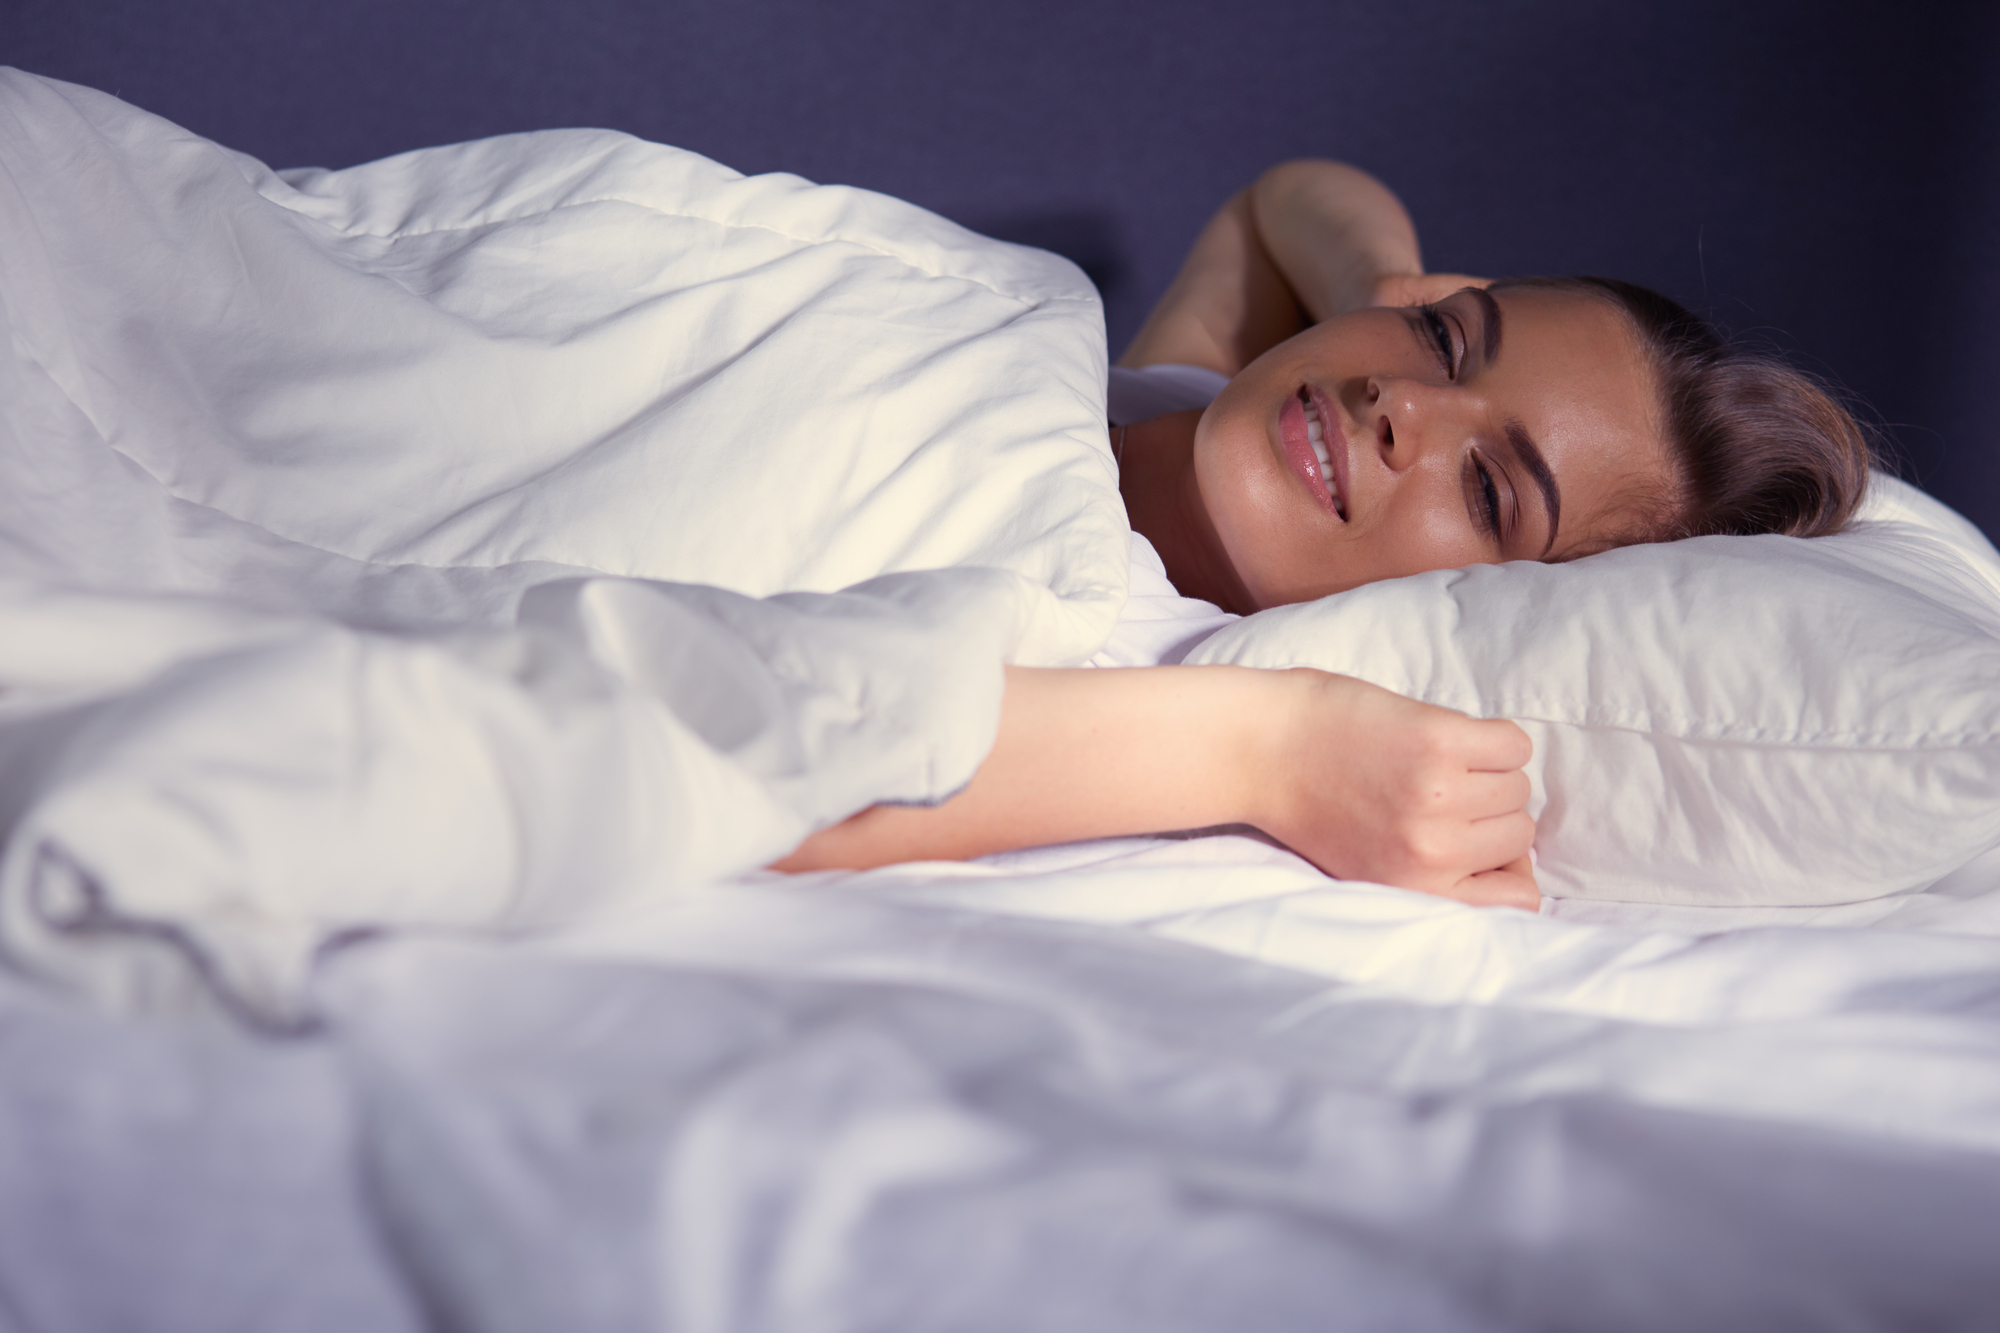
[1212,666,1313,830]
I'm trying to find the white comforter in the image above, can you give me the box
[0,69,1117,1019]
[3,70,1999,1331]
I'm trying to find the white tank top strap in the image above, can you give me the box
[1107,363,1232,425]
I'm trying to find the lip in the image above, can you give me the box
[1277,386,1348,521]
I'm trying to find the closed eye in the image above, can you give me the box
[1420,304,1459,380]
[1471,456,1503,539]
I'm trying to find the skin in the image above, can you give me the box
[776,664,1537,905]
[779,161,1678,911]
[1122,285,1674,613]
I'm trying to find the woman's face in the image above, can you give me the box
[1192,285,1674,609]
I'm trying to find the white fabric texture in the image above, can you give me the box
[0,69,1125,1023]
[13,841,1998,1332]
[1189,473,2000,907]
[0,70,1126,661]
[0,571,1031,1025]
[1085,532,1237,667]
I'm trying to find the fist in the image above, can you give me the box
[1258,670,1539,910]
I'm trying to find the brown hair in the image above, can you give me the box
[1493,275,1874,545]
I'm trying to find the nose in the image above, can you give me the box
[1366,375,1458,472]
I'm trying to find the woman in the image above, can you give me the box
[777,161,1873,907]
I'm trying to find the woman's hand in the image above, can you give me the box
[1249,669,1539,909]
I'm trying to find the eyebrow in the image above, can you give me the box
[1467,288,1559,554]
[1504,419,1562,557]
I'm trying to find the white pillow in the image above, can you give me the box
[1185,474,2000,906]
[0,71,1123,664]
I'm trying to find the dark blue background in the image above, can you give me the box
[11,1,1997,535]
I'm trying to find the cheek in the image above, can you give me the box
[1376,484,1487,580]
[1193,403,1291,551]
[1200,457,1360,609]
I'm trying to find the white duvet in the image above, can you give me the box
[4,69,2000,1331]
[0,70,1119,1019]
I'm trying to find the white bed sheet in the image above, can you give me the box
[8,838,1999,1331]
[330,844,2000,1329]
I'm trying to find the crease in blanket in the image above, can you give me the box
[0,69,1130,1028]
[15,841,332,1037]
[0,69,1129,666]
[0,571,1028,1028]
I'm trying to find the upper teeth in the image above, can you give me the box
[1302,395,1345,518]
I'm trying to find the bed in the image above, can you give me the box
[4,69,2000,1331]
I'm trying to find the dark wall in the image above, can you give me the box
[11,0,1998,536]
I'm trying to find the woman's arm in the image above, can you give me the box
[775,664,1539,909]
[1118,160,1484,376]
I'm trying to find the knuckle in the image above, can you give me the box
[1404,730,1452,769]
[1402,828,1451,871]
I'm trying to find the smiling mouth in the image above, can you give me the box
[1300,388,1347,519]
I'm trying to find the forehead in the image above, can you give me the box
[1486,285,1670,552]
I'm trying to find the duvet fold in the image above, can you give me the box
[0,68,1125,1023]
[0,68,1125,661]
[0,570,1027,1026]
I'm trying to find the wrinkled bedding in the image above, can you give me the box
[9,843,2000,1331]
[0,69,1117,1021]
[4,68,2000,1331]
